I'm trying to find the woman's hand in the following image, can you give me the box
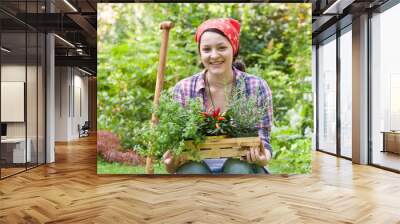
[243,147,271,167]
[162,150,188,174]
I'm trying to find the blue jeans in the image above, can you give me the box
[175,158,269,174]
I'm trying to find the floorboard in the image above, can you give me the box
[0,135,399,223]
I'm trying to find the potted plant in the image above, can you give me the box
[184,83,267,160]
[133,84,268,173]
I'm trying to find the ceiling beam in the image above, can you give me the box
[55,55,96,73]
[323,0,356,14]
[66,13,96,46]
[312,15,336,33]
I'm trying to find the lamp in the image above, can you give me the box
[1,47,11,53]
[78,67,93,76]
[54,34,75,48]
[63,0,78,12]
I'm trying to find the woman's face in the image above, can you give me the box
[199,31,233,76]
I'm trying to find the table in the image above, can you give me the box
[1,138,32,164]
[381,131,400,154]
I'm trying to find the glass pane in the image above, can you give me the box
[26,0,40,170]
[27,31,38,169]
[1,30,27,177]
[340,29,352,158]
[0,1,46,178]
[38,32,45,165]
[371,4,400,171]
[318,36,337,154]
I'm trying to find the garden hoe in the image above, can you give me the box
[146,21,174,174]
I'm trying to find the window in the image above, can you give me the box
[0,1,47,179]
[339,27,352,158]
[317,35,337,154]
[371,3,400,171]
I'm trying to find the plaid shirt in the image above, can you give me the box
[173,67,273,155]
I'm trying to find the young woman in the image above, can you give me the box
[162,18,273,174]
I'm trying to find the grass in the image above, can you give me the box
[97,155,168,174]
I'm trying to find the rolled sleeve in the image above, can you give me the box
[173,81,187,107]
[257,79,273,156]
[258,127,272,156]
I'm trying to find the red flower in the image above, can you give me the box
[201,112,209,117]
[212,107,221,117]
[217,117,225,121]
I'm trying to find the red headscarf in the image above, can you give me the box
[195,18,241,56]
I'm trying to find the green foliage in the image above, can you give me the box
[268,127,312,174]
[225,79,268,137]
[133,90,205,159]
[131,89,270,161]
[98,3,312,174]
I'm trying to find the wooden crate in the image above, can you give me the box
[184,136,262,159]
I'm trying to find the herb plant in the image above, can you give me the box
[225,80,268,137]
[133,90,205,160]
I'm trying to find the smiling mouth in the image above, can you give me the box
[210,61,224,65]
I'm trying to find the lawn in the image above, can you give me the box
[97,156,168,174]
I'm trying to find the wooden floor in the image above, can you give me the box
[1,163,45,178]
[373,150,400,171]
[0,167,26,177]
[1,135,400,223]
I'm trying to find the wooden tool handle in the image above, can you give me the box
[146,21,174,174]
[151,21,175,126]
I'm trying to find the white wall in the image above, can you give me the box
[1,65,26,81]
[54,67,89,141]
[74,72,89,137]
[1,82,25,122]
[1,65,34,135]
[1,65,26,139]
[55,66,69,141]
